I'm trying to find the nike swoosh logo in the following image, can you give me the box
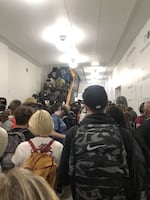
[87,144,106,151]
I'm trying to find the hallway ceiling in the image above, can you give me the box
[0,0,150,82]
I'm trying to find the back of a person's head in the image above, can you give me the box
[24,97,37,104]
[0,168,59,200]
[0,127,8,157]
[116,96,128,107]
[139,102,145,114]
[14,105,34,126]
[106,105,127,128]
[48,103,62,114]
[116,104,130,128]
[29,109,54,137]
[144,101,150,117]
[116,104,128,113]
[82,85,108,113]
[0,110,9,123]
[8,99,22,114]
[70,102,81,115]
[61,105,70,116]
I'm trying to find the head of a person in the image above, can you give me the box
[61,105,70,117]
[14,106,34,126]
[8,99,22,115]
[0,127,8,157]
[28,110,54,137]
[24,97,37,105]
[0,168,59,200]
[139,102,145,114]
[0,98,7,111]
[48,103,62,116]
[0,110,9,123]
[82,85,108,114]
[70,102,81,116]
[116,104,130,128]
[116,104,128,113]
[116,96,128,107]
[144,101,150,117]
[23,97,41,111]
[106,105,127,128]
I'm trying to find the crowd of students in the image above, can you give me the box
[0,84,150,200]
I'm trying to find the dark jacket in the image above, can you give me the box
[58,113,146,199]
[132,119,150,198]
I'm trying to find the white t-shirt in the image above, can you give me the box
[12,137,63,167]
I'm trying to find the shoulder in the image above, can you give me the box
[138,119,150,134]
[52,140,63,149]
[16,141,30,150]
[66,125,79,138]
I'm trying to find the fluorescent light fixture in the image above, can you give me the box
[91,61,99,66]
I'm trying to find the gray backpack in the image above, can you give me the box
[69,123,129,200]
[0,131,25,171]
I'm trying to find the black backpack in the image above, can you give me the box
[69,123,129,200]
[0,131,25,171]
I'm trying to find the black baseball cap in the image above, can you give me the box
[82,85,108,110]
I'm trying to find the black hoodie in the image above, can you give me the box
[57,113,146,199]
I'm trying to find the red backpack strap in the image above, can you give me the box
[40,139,54,153]
[28,140,38,152]
[47,139,54,148]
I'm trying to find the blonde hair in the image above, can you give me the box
[0,168,59,200]
[24,97,37,104]
[29,110,54,136]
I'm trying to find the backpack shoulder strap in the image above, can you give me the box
[8,131,25,141]
[41,139,54,153]
[28,140,37,152]
[47,139,54,148]
[28,139,54,153]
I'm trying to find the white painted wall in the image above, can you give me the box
[0,42,8,100]
[0,41,48,104]
[106,18,150,112]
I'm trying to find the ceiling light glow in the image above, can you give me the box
[86,74,103,80]
[69,59,78,69]
[84,66,106,73]
[59,52,88,63]
[91,61,99,66]
[42,21,84,51]
[87,79,101,84]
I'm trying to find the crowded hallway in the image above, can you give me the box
[1,0,150,200]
